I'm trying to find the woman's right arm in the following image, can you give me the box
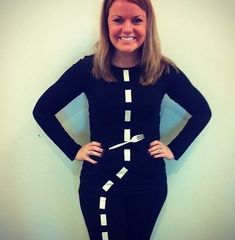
[33,58,89,160]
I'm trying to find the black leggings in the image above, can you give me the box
[79,186,167,240]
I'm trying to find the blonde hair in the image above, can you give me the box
[92,0,178,85]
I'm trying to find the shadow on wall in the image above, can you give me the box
[160,95,190,175]
[55,93,90,176]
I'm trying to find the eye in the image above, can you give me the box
[113,18,123,24]
[132,18,143,24]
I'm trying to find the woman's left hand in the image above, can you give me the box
[148,140,174,160]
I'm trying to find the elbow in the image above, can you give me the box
[191,105,212,127]
[32,102,40,121]
[32,100,56,127]
[200,105,212,127]
[32,101,44,124]
[32,107,41,127]
[205,106,212,124]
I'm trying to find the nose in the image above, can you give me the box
[122,21,133,34]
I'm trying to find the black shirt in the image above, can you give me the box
[33,55,211,193]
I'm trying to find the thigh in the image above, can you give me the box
[126,187,167,240]
[79,187,128,240]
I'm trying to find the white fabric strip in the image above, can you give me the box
[116,167,128,179]
[102,232,109,240]
[102,180,114,192]
[124,129,131,141]
[99,197,107,210]
[124,149,131,161]
[125,90,132,103]
[123,69,130,82]
[100,214,107,226]
[125,110,131,122]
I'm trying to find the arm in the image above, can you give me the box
[33,59,88,160]
[165,67,212,160]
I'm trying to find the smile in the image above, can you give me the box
[119,36,136,41]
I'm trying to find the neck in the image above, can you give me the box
[112,51,140,68]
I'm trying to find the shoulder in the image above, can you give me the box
[73,54,94,71]
[162,63,189,84]
[163,63,181,77]
[160,64,196,94]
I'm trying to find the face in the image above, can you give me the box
[108,0,147,56]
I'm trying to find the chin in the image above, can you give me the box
[117,47,140,54]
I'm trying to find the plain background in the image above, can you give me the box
[0,0,234,239]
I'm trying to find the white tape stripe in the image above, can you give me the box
[102,180,114,192]
[125,90,132,103]
[124,149,131,161]
[99,197,106,210]
[124,129,131,141]
[123,69,130,82]
[116,167,128,179]
[125,110,131,122]
[100,214,107,226]
[102,232,109,240]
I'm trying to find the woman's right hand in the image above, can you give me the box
[75,141,104,164]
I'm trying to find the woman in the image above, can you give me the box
[33,0,212,239]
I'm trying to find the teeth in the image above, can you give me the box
[120,37,135,41]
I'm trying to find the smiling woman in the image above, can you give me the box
[32,0,211,239]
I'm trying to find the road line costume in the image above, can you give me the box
[33,55,211,240]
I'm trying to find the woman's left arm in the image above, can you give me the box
[149,67,212,160]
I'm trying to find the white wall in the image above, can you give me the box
[0,0,234,240]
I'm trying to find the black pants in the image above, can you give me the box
[79,185,167,240]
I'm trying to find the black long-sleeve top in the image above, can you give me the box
[33,55,211,193]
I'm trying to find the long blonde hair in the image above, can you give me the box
[92,0,177,85]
